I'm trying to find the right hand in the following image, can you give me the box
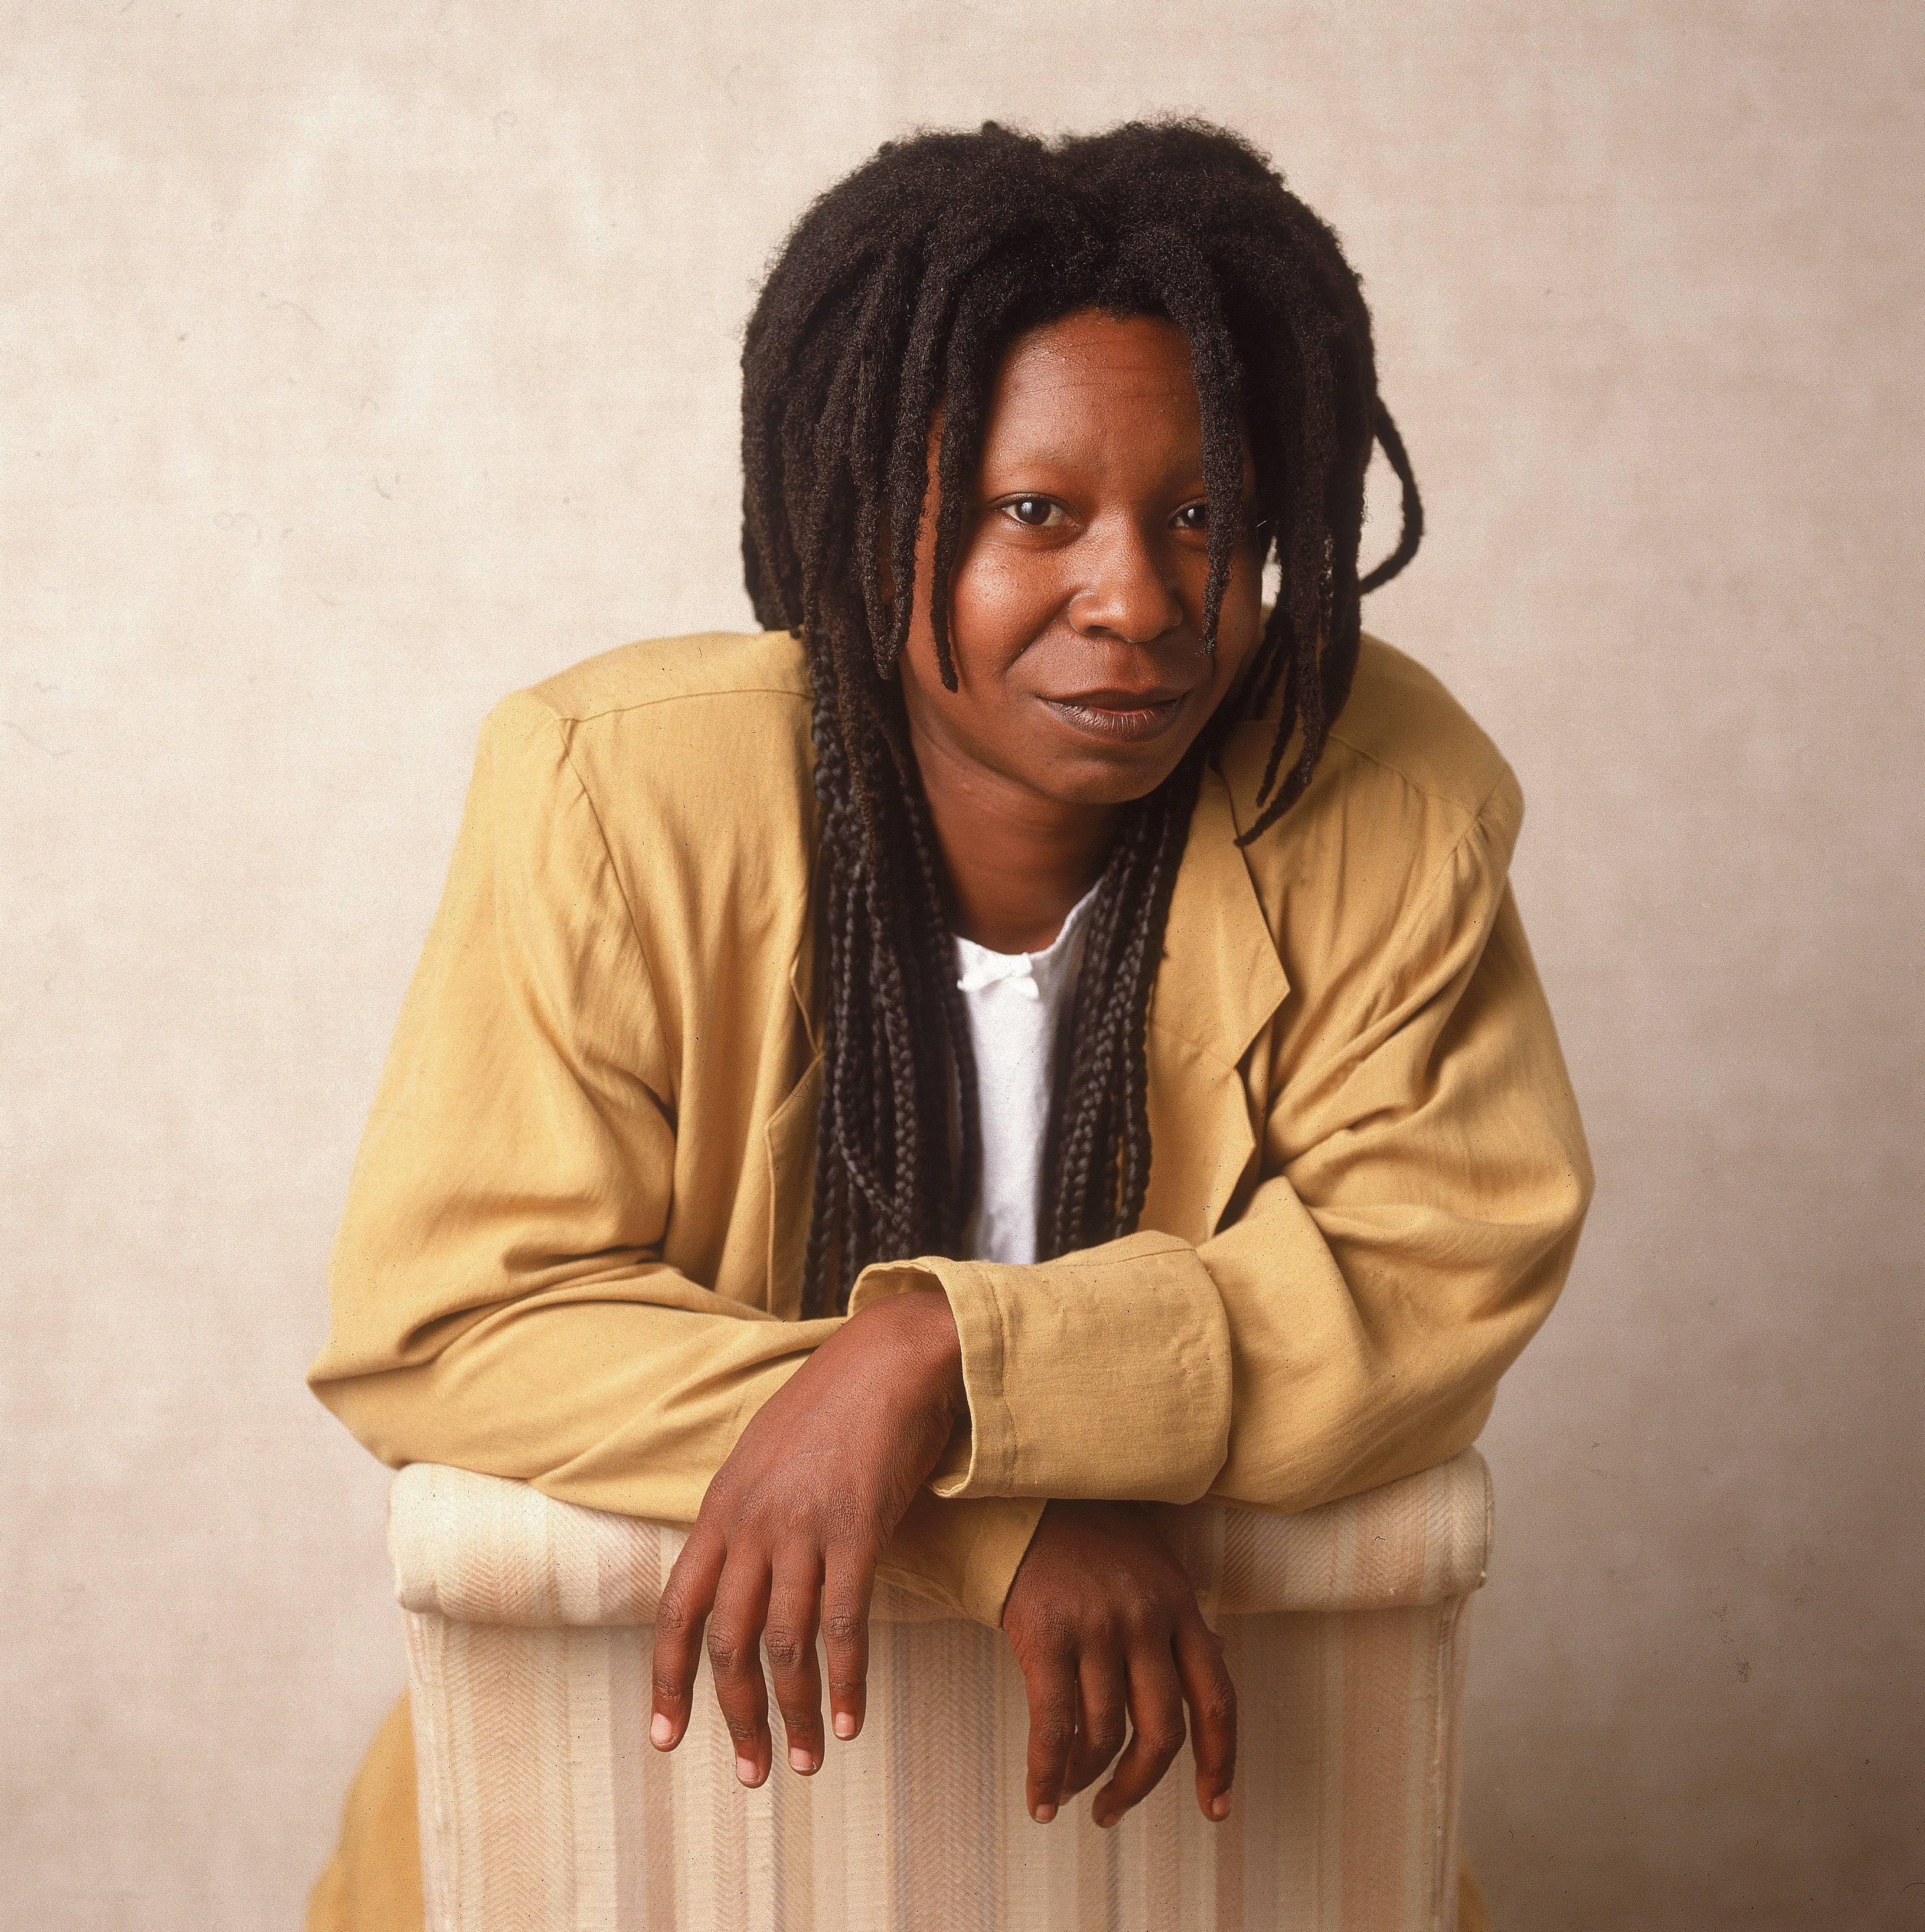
[1000,1499,1236,1829]
[649,1288,964,1787]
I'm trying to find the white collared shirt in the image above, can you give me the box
[952,882,1100,1265]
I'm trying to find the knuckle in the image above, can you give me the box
[705,1631,751,1675]
[1025,1609,1076,1659]
[763,1629,807,1672]
[1033,1718,1077,1756]
[1120,1592,1165,1637]
[818,1497,862,1542]
[1199,1686,1238,1727]
[821,1609,867,1649]
[652,1598,694,1639]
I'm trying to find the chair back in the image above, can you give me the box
[391,1452,1490,1931]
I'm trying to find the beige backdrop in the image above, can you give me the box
[4,4,1920,1927]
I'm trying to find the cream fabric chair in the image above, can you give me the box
[390,1451,1491,1932]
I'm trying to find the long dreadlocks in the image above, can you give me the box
[740,119,1422,1316]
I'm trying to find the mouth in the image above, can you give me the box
[1039,686,1192,744]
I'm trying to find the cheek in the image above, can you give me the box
[948,549,1062,668]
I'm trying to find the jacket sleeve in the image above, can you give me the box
[850,766,1594,1515]
[308,695,1042,1627]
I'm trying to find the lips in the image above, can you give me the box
[1040,686,1193,744]
[1062,686,1188,709]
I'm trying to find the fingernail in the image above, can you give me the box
[1210,1794,1231,1820]
[833,1711,857,1740]
[736,1754,761,1786]
[789,1746,818,1775]
[1033,1802,1056,1824]
[650,1714,673,1749]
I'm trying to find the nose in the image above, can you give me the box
[1067,514,1185,647]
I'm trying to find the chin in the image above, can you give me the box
[1043,748,1189,808]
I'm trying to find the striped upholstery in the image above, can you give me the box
[391,1453,1490,1931]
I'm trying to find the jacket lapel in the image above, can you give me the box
[1143,763,1291,1242]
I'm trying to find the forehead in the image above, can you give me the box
[983,312,1202,461]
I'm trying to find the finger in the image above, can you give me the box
[705,1552,774,1787]
[1061,1652,1128,1799]
[651,1527,727,1751]
[765,1550,826,1774]
[1174,1613,1238,1820]
[1020,1634,1080,1823]
[820,1555,875,1744]
[1091,1641,1186,1828]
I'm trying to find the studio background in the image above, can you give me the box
[4,4,1919,1927]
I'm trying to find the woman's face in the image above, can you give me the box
[897,309,1264,814]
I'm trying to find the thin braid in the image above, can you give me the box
[1112,762,1200,1229]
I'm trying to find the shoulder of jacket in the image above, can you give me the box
[1223,634,1516,831]
[517,627,811,726]
[468,627,815,845]
[1324,634,1513,816]
[474,629,815,810]
[1217,633,1525,929]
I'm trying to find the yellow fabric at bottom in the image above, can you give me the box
[306,1696,423,1932]
[1457,1865,1490,1932]
[308,1694,1492,1931]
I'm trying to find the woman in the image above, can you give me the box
[308,119,1591,1927]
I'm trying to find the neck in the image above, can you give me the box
[912,734,1118,954]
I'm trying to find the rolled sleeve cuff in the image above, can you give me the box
[850,1230,1232,1503]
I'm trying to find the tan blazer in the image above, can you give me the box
[309,628,1591,1626]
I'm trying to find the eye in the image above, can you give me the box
[1172,501,1210,534]
[1002,495,1066,529]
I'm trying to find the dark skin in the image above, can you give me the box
[650,312,1264,1829]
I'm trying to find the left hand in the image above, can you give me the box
[1000,1499,1236,1828]
[648,1288,965,1786]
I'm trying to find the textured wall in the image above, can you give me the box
[2,5,1919,1927]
